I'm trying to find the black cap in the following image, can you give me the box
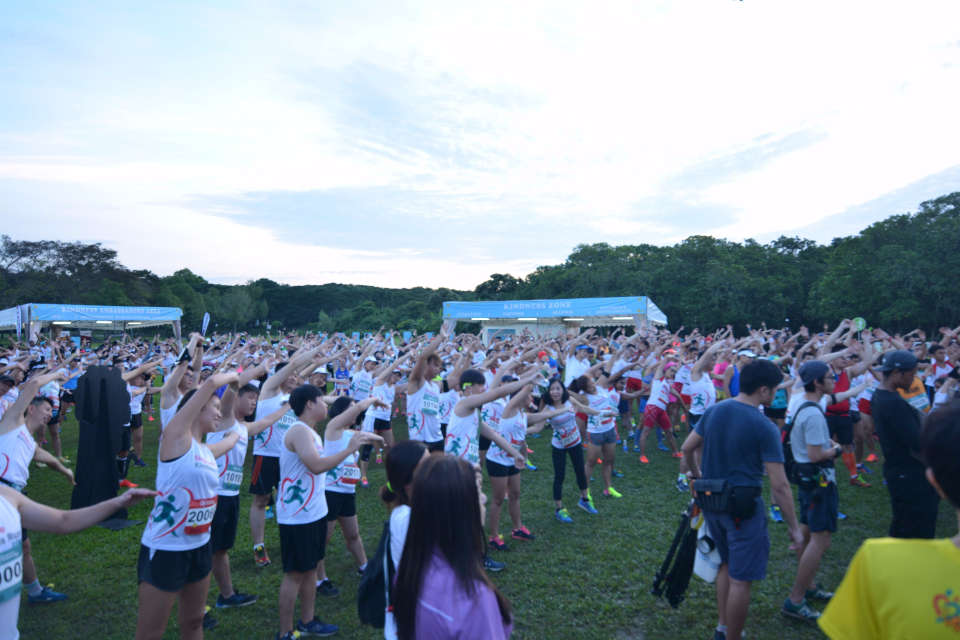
[878,350,918,372]
[798,360,830,385]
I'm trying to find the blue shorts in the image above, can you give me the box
[798,483,838,533]
[588,428,618,446]
[702,497,770,582]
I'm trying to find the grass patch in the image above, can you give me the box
[20,407,955,639]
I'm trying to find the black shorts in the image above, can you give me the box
[210,494,239,552]
[47,411,61,426]
[618,398,631,415]
[798,483,839,533]
[485,458,519,477]
[359,444,373,462]
[130,413,143,429]
[479,435,491,452]
[440,424,448,440]
[278,519,327,573]
[137,543,212,592]
[61,390,75,404]
[426,440,444,453]
[689,413,703,428]
[324,491,357,518]
[373,418,392,432]
[249,455,280,495]
[763,407,786,420]
[826,414,854,446]
[121,425,132,452]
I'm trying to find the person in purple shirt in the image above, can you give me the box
[391,455,513,640]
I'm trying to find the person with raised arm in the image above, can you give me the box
[406,333,446,453]
[135,372,241,640]
[274,384,382,640]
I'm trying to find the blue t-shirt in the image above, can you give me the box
[695,399,783,488]
[729,366,740,397]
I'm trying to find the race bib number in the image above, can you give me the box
[222,464,243,492]
[422,392,439,416]
[0,542,23,604]
[184,497,218,535]
[466,440,480,465]
[907,394,930,413]
[558,427,580,448]
[340,465,361,485]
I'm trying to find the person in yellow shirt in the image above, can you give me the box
[819,399,960,639]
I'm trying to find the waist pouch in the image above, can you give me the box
[693,480,761,520]
[794,461,835,491]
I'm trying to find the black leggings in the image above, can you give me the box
[552,445,588,501]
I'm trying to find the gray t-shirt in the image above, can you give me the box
[790,402,830,464]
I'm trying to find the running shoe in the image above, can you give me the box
[254,544,271,567]
[133,455,147,468]
[119,479,139,488]
[769,504,784,523]
[657,443,670,452]
[612,469,624,478]
[57,456,71,464]
[713,630,726,640]
[276,632,300,640]
[375,453,383,464]
[511,526,535,541]
[360,476,369,488]
[603,487,623,498]
[147,415,154,422]
[622,441,629,453]
[216,591,258,608]
[315,579,340,597]
[639,455,650,464]
[530,431,541,438]
[526,446,533,454]
[857,463,872,474]
[577,497,598,514]
[596,458,603,464]
[805,584,834,601]
[781,597,821,622]
[525,460,538,471]
[676,476,690,492]
[849,474,871,488]
[632,445,642,453]
[265,505,275,520]
[555,508,573,523]
[671,452,683,458]
[296,617,339,636]
[837,511,847,520]
[488,534,508,551]
[483,555,506,572]
[203,606,217,630]
[27,585,67,604]
[35,461,47,468]
[865,453,879,462]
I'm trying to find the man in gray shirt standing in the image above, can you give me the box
[784,360,844,623]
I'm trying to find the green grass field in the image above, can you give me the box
[19,403,955,640]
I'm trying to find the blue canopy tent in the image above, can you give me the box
[0,303,183,341]
[443,296,667,343]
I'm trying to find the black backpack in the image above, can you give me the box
[358,521,394,628]
[782,401,823,484]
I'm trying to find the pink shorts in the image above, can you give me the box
[643,405,671,431]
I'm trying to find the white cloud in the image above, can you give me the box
[2,0,959,289]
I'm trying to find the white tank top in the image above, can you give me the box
[480,400,504,434]
[406,381,441,443]
[160,393,181,432]
[486,412,527,467]
[206,422,248,497]
[252,394,294,458]
[586,391,616,434]
[128,384,145,416]
[648,378,672,410]
[141,439,219,551]
[277,423,328,525]
[444,407,480,465]
[324,430,361,494]
[687,374,717,416]
[368,383,395,421]
[350,370,373,401]
[0,494,22,639]
[548,402,581,449]
[0,426,36,492]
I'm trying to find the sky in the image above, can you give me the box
[2,0,959,289]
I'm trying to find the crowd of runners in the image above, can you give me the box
[0,318,959,639]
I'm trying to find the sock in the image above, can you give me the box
[25,580,42,597]
[842,452,857,478]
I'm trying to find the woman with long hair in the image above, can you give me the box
[392,455,513,640]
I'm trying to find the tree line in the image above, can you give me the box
[2,192,957,334]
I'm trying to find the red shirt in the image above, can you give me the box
[826,369,850,415]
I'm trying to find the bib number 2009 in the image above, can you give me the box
[185,497,218,535]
